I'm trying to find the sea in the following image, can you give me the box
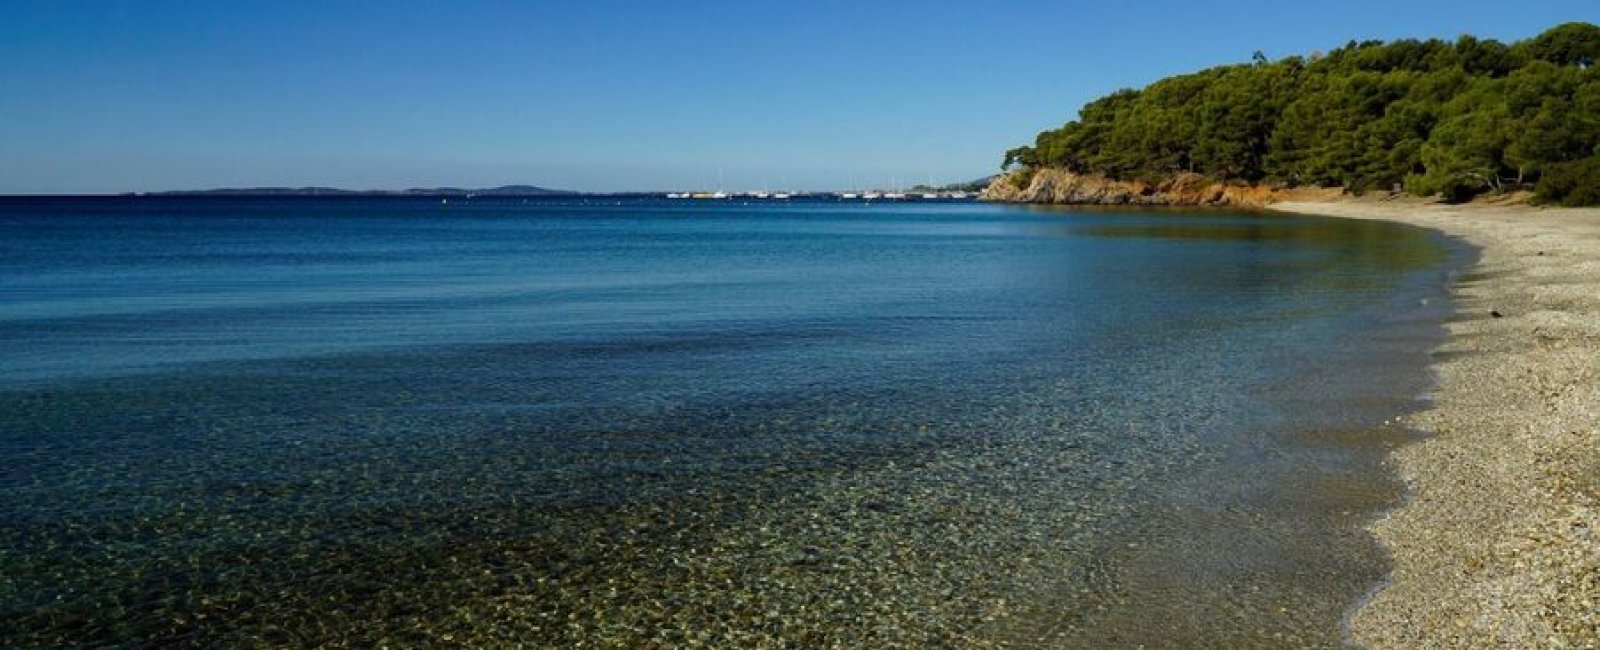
[0,196,1465,648]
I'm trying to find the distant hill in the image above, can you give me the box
[151,184,575,197]
[909,176,997,193]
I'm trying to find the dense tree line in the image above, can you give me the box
[1003,23,1600,205]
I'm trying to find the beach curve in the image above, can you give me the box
[1271,197,1600,648]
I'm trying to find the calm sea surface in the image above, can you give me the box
[0,197,1462,647]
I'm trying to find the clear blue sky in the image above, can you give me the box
[2,1,1595,193]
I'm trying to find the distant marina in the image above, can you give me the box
[663,189,974,200]
[122,184,982,202]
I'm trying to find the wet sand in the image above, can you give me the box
[1272,198,1600,647]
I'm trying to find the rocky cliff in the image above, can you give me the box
[980,168,1309,207]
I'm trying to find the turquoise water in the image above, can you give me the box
[0,197,1460,647]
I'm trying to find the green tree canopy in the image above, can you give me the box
[1003,23,1600,205]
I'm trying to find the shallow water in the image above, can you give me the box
[0,197,1461,647]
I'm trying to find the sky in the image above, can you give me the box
[1,1,1596,194]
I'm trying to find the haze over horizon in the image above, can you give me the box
[3,0,1595,194]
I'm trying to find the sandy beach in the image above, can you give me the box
[1272,198,1600,647]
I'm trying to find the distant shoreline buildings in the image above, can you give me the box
[663,190,973,201]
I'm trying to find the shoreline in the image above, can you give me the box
[1268,198,1600,647]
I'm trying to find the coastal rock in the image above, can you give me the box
[980,168,1316,207]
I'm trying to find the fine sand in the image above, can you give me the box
[1272,198,1600,648]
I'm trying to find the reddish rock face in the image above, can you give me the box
[981,169,1326,207]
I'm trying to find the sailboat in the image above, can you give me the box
[840,175,860,199]
[711,168,729,199]
[883,175,905,200]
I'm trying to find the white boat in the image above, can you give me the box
[773,192,791,199]
[863,192,882,200]
[949,191,968,199]
[921,193,939,199]
[884,192,906,200]
[840,193,859,199]
[711,191,730,199]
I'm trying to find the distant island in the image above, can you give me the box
[144,184,575,197]
[136,181,1000,200]
[990,22,1600,207]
